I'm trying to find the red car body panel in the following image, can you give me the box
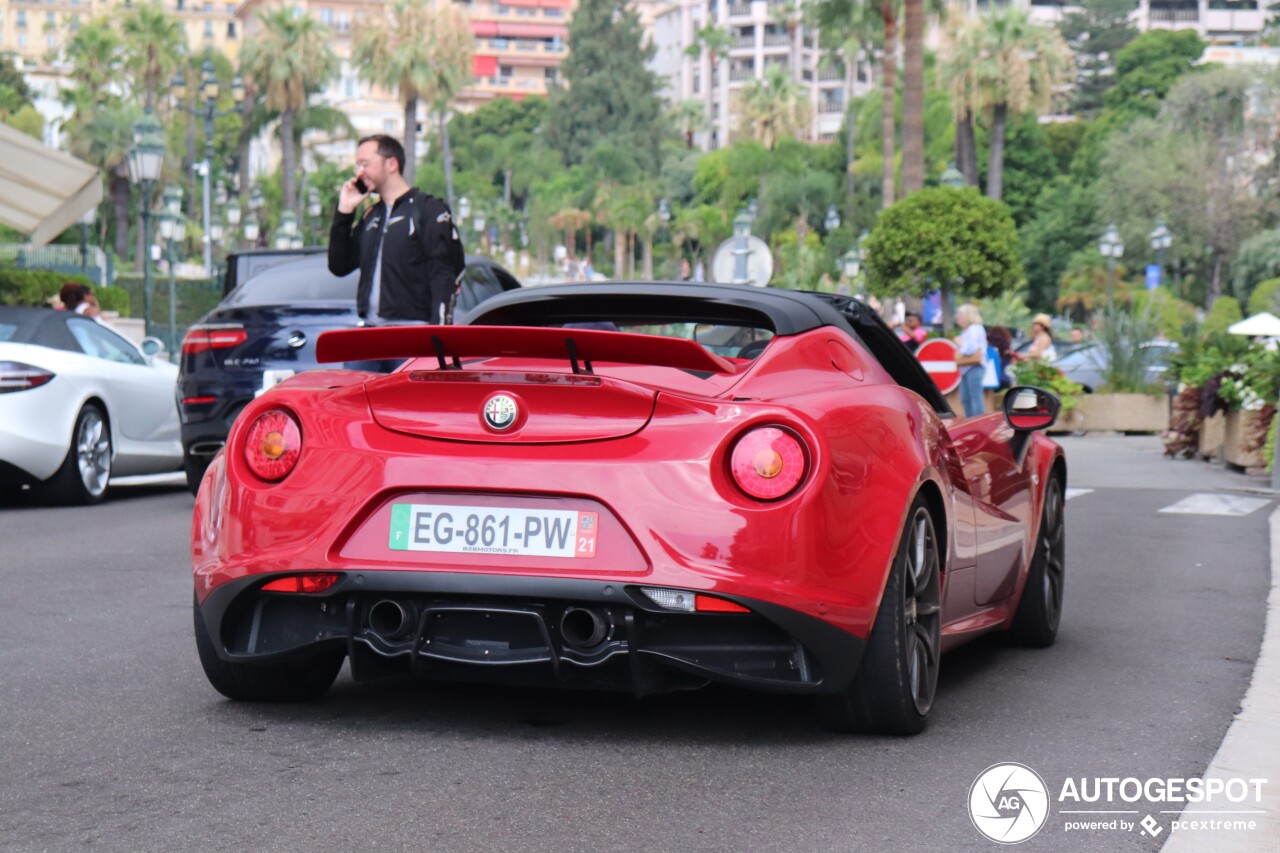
[191,285,1064,698]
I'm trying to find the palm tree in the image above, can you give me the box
[120,3,185,111]
[239,8,338,214]
[64,100,137,263]
[353,0,472,187]
[900,0,924,193]
[979,8,1073,201]
[737,65,811,149]
[940,16,983,187]
[670,99,708,150]
[686,23,732,144]
[815,0,877,213]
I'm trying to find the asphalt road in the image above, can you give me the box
[0,437,1271,852]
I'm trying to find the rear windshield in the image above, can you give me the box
[561,321,774,361]
[0,322,18,342]
[223,262,356,307]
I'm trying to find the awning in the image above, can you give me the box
[471,21,498,37]
[1229,312,1280,337]
[0,122,103,247]
[473,55,498,77]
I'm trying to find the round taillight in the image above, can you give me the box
[730,426,807,501]
[243,409,302,482]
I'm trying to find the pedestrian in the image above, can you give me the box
[328,134,465,331]
[1015,313,1058,362]
[898,311,927,352]
[58,282,101,319]
[582,256,594,281]
[693,258,705,283]
[680,258,691,281]
[954,303,988,417]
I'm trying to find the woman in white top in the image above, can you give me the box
[1016,313,1058,363]
[954,303,988,417]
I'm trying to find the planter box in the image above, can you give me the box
[1198,412,1225,461]
[1046,407,1085,434]
[1223,410,1270,469]
[1073,393,1168,434]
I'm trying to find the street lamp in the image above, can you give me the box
[458,196,471,222]
[128,114,165,338]
[226,197,242,229]
[79,206,95,280]
[157,209,185,352]
[732,209,752,285]
[940,161,965,189]
[243,212,260,246]
[1150,218,1172,289]
[173,56,245,275]
[824,203,840,232]
[1099,223,1124,309]
[658,198,671,226]
[164,184,183,216]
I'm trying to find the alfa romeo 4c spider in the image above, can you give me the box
[191,283,1066,734]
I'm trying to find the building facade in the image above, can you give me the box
[649,0,870,149]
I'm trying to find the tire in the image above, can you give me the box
[193,595,344,702]
[184,453,210,497]
[40,403,111,505]
[1006,473,1065,647]
[817,498,942,735]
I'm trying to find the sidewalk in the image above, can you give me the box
[1161,506,1280,852]
[1055,434,1277,851]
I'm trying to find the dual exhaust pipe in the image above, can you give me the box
[365,599,613,651]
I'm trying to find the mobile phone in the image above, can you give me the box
[354,178,368,194]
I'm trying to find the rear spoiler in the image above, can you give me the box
[315,325,742,375]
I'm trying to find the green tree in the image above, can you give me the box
[1058,0,1139,117]
[1248,278,1280,316]
[990,114,1058,229]
[545,0,667,172]
[120,2,185,110]
[736,65,810,149]
[240,7,338,214]
[1103,29,1205,121]
[1202,295,1243,337]
[863,186,1023,328]
[977,8,1073,201]
[939,15,983,186]
[1231,230,1280,306]
[353,0,475,187]
[1019,178,1098,310]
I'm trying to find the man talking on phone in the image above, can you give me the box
[328,134,465,329]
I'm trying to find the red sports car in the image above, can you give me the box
[191,284,1066,734]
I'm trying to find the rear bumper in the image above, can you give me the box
[197,571,867,697]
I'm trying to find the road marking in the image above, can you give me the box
[1065,488,1093,500]
[1158,493,1270,517]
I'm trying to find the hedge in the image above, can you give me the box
[0,268,131,314]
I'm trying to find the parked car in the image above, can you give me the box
[191,283,1067,734]
[0,306,182,504]
[1051,340,1178,393]
[176,253,522,493]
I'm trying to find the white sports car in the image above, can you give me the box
[0,306,183,504]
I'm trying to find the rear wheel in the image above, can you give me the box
[193,595,344,702]
[817,498,942,734]
[1006,473,1065,647]
[41,403,111,505]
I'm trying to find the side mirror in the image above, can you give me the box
[140,336,164,357]
[1003,385,1061,432]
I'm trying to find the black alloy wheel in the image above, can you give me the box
[1006,473,1065,647]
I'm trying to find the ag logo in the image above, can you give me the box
[483,394,519,431]
[968,763,1050,844]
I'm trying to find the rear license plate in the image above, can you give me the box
[388,503,598,558]
[256,369,295,397]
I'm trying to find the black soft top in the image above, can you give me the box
[0,305,81,352]
[467,282,952,415]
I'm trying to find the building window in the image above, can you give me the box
[226,3,235,13]
[544,67,556,82]
[17,10,26,27]
[203,20,212,38]
[227,21,236,38]
[176,0,184,10]
[319,8,332,24]
[500,64,513,77]
[18,33,27,48]
[383,119,396,134]
[203,2,211,11]
[47,32,56,48]
[45,11,54,26]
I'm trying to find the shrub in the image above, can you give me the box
[1011,358,1084,413]
[0,268,130,314]
[1201,296,1243,339]
[1247,278,1280,317]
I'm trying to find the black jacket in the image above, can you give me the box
[328,188,466,323]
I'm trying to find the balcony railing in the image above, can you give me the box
[729,66,755,82]
[763,33,790,47]
[734,33,754,48]
[1148,7,1200,22]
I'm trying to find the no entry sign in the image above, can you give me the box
[916,338,961,394]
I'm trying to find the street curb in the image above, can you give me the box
[1161,507,1280,851]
